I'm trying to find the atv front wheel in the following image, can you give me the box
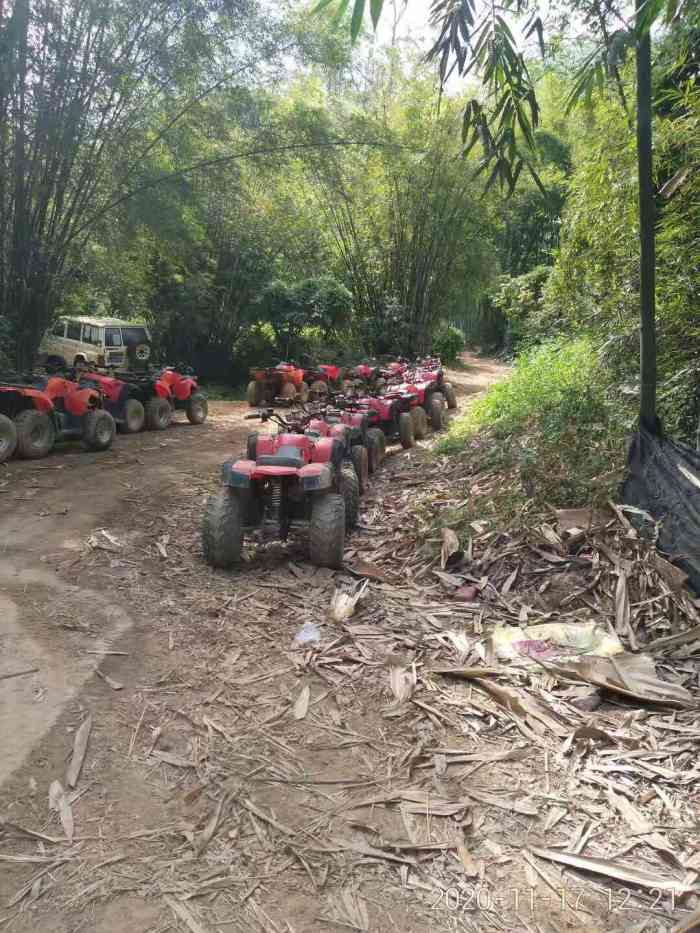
[202,489,243,568]
[366,427,385,473]
[350,444,369,492]
[145,397,172,431]
[309,493,345,569]
[280,381,296,400]
[122,398,145,433]
[398,411,415,449]
[0,413,18,463]
[429,392,446,430]
[246,380,261,407]
[15,410,55,459]
[443,382,457,409]
[83,410,116,451]
[299,381,310,403]
[186,392,208,425]
[339,464,360,529]
[411,405,428,439]
[309,379,328,400]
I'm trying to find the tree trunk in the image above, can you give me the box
[636,0,657,432]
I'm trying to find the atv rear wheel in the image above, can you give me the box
[202,489,243,568]
[309,493,345,569]
[186,392,208,425]
[0,413,18,463]
[443,382,457,409]
[15,410,55,459]
[429,392,446,430]
[246,380,261,407]
[350,444,369,492]
[398,411,414,449]
[411,405,428,439]
[339,465,360,529]
[121,398,145,433]
[366,427,385,473]
[145,397,172,431]
[83,410,116,451]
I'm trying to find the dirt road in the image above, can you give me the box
[10,354,665,933]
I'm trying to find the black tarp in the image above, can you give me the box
[623,427,700,594]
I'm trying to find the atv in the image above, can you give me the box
[87,366,208,431]
[202,409,359,570]
[74,370,148,433]
[155,367,208,425]
[351,391,417,451]
[302,364,345,401]
[409,358,457,410]
[247,363,308,407]
[0,373,115,460]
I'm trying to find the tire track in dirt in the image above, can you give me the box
[0,403,252,790]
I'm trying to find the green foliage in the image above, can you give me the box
[491,265,550,351]
[257,275,352,359]
[432,325,464,364]
[440,339,629,509]
[0,315,14,369]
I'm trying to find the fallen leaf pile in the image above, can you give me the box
[2,436,700,932]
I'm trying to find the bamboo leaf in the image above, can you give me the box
[350,0,366,40]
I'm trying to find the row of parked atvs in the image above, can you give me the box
[203,356,456,570]
[0,366,208,462]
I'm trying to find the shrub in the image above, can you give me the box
[440,338,630,509]
[432,324,464,364]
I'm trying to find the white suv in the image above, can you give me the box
[38,316,152,369]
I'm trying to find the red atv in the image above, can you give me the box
[84,366,207,431]
[352,391,417,451]
[410,358,457,410]
[302,364,346,401]
[202,409,358,570]
[155,367,208,426]
[399,367,448,433]
[0,374,115,460]
[247,363,307,407]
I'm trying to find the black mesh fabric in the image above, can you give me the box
[622,427,700,593]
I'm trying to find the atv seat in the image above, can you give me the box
[257,445,305,468]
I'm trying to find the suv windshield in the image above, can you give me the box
[121,326,149,347]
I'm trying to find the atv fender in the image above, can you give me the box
[65,387,100,417]
[310,436,344,468]
[299,462,333,491]
[223,458,256,488]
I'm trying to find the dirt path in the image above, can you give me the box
[5,352,693,933]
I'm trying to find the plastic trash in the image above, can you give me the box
[294,622,321,645]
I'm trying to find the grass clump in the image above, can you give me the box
[439,338,630,513]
